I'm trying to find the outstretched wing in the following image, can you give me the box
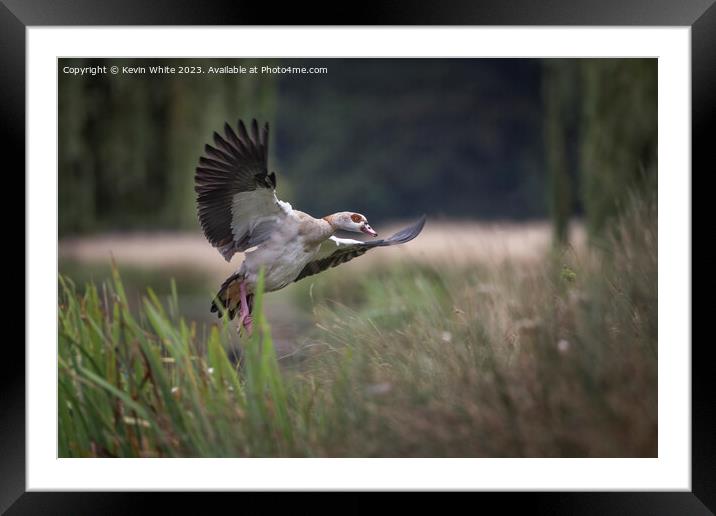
[294,215,426,282]
[195,119,289,262]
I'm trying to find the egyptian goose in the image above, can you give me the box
[195,119,426,334]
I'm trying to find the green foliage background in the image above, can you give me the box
[59,58,657,241]
[59,58,278,235]
[543,59,657,240]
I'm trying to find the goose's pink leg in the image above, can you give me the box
[237,280,253,335]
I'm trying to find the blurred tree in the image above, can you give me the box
[543,60,581,244]
[579,59,657,236]
[59,58,277,236]
[542,58,657,243]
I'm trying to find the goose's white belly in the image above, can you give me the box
[240,235,320,293]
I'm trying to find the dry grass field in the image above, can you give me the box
[59,220,587,278]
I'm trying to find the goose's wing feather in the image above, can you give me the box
[195,119,289,261]
[294,215,426,282]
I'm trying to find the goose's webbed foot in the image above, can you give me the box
[236,280,253,337]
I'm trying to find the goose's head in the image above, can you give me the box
[325,212,378,237]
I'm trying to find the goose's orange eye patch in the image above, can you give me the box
[350,213,363,223]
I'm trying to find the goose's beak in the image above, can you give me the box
[361,224,378,237]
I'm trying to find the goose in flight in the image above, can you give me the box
[195,119,426,334]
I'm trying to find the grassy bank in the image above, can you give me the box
[58,195,656,458]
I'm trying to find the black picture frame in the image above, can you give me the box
[3,1,708,513]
